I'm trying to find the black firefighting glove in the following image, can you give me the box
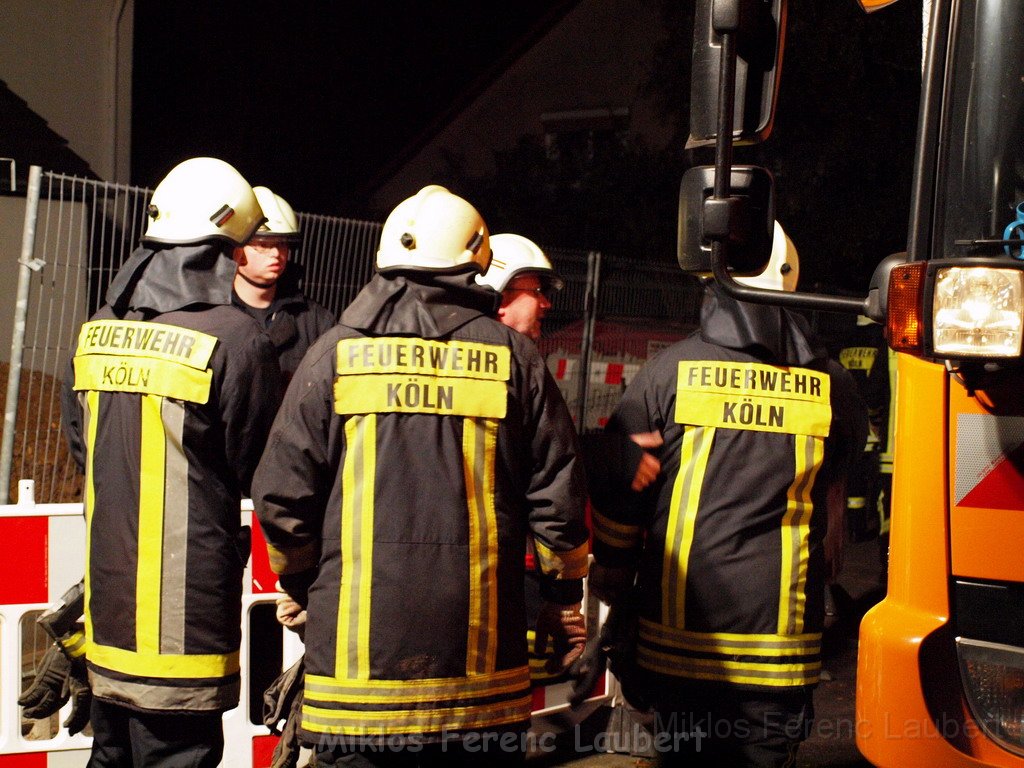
[568,596,650,713]
[263,656,305,768]
[587,562,636,606]
[18,626,92,735]
[534,601,587,675]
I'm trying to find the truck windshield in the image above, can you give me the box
[937,0,1024,255]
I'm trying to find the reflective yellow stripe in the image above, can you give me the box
[338,415,375,679]
[847,497,867,509]
[638,618,821,657]
[61,628,87,658]
[305,665,530,704]
[74,355,213,404]
[533,540,589,580]
[302,696,532,735]
[778,435,823,635]
[591,511,642,550]
[136,394,165,655]
[663,426,714,628]
[266,540,321,575]
[88,641,239,678]
[83,390,99,648]
[637,646,820,687]
[464,418,499,674]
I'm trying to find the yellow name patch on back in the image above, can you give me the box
[334,375,507,417]
[76,319,217,367]
[839,346,877,372]
[334,338,510,417]
[675,361,831,437]
[73,320,216,404]
[336,338,510,380]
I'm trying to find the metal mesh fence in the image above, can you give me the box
[2,168,703,501]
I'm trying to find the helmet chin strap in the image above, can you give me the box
[238,271,278,290]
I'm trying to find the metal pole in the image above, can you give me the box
[0,166,43,503]
[575,250,602,430]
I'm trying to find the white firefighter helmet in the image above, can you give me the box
[252,186,301,242]
[376,185,491,274]
[476,233,565,293]
[735,220,799,292]
[144,157,265,247]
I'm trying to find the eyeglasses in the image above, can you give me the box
[506,286,549,298]
[247,239,290,255]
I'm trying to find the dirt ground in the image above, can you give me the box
[0,362,83,503]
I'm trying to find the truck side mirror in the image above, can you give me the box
[688,0,786,146]
[678,165,775,275]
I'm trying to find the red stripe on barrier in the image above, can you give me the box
[252,734,279,768]
[0,753,48,766]
[555,358,567,380]
[0,517,47,604]
[249,522,278,595]
[531,685,547,711]
[605,363,624,385]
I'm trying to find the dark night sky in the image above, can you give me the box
[131,1,575,217]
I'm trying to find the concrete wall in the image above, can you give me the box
[0,0,134,181]
[370,0,671,209]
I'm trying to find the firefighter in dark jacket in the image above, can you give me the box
[253,185,590,767]
[232,186,336,388]
[59,157,282,767]
[589,223,867,767]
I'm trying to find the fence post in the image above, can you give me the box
[0,165,43,503]
[575,250,602,429]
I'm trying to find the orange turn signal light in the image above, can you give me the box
[887,261,927,353]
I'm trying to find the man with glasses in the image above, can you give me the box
[476,233,562,342]
[232,186,335,388]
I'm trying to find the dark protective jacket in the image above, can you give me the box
[253,271,589,743]
[60,243,281,713]
[593,281,866,693]
[232,262,336,385]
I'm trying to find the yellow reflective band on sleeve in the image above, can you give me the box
[74,355,213,404]
[778,435,824,635]
[675,362,831,437]
[266,540,321,575]
[591,510,642,550]
[334,375,506,418]
[87,642,240,679]
[77,320,217,367]
[839,346,878,372]
[336,338,510,380]
[60,628,87,659]
[533,540,589,580]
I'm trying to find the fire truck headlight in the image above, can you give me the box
[958,638,1024,756]
[932,267,1024,357]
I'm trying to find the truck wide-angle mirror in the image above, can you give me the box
[678,165,775,275]
[688,0,786,146]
